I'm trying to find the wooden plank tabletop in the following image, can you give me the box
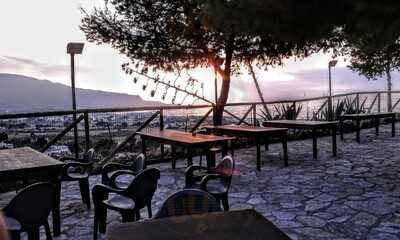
[138,129,235,146]
[263,120,338,128]
[0,147,63,173]
[107,209,291,240]
[338,112,395,119]
[203,124,288,133]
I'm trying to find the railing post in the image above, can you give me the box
[292,101,297,120]
[73,112,79,159]
[356,93,360,113]
[212,106,217,126]
[84,112,90,152]
[159,108,164,130]
[377,93,381,112]
[252,104,257,126]
[159,108,164,160]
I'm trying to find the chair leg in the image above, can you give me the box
[27,228,40,240]
[135,209,141,221]
[147,203,152,218]
[79,178,91,209]
[9,230,20,240]
[93,212,99,240]
[99,207,107,234]
[44,220,53,240]
[121,211,135,222]
[221,195,230,211]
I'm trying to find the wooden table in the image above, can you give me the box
[338,112,396,142]
[106,209,291,240]
[204,125,288,170]
[263,120,338,160]
[138,129,235,168]
[0,147,63,236]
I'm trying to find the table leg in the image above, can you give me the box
[356,119,361,143]
[312,128,317,160]
[160,144,165,160]
[375,117,379,136]
[52,178,61,236]
[256,139,261,171]
[392,115,396,137]
[206,150,216,168]
[265,142,269,151]
[141,138,147,158]
[332,125,337,157]
[187,147,193,167]
[171,145,176,169]
[282,135,288,167]
[221,141,228,157]
[340,119,344,141]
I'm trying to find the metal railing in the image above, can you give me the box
[0,90,399,163]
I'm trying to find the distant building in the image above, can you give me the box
[44,145,71,158]
[0,142,14,149]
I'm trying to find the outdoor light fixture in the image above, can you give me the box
[67,42,84,54]
[328,60,338,121]
[67,42,85,158]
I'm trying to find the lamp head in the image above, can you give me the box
[67,42,84,54]
[329,60,338,68]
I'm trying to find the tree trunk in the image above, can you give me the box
[386,68,392,112]
[214,73,231,125]
[213,38,234,125]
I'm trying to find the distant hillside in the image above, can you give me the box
[0,73,164,113]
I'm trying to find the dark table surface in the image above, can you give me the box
[203,124,288,134]
[107,209,292,240]
[263,120,338,128]
[0,147,63,181]
[138,129,235,146]
[338,112,395,120]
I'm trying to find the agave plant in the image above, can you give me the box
[258,103,303,121]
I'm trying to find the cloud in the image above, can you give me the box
[228,67,395,102]
[0,55,90,76]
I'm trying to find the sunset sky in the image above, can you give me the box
[0,0,396,104]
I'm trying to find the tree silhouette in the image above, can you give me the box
[81,0,400,124]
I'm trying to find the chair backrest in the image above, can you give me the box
[83,148,95,162]
[131,153,145,171]
[154,189,222,219]
[125,168,160,208]
[214,155,235,177]
[3,182,56,230]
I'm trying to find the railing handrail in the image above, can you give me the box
[0,90,398,119]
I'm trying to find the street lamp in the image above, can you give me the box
[67,42,84,158]
[328,60,338,121]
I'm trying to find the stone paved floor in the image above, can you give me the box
[2,124,400,239]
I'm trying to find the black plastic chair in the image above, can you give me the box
[60,148,95,209]
[3,182,57,240]
[185,155,234,211]
[153,189,222,219]
[101,153,145,188]
[92,168,160,240]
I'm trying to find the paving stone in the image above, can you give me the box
[351,212,377,226]
[0,124,397,239]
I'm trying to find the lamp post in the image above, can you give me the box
[328,60,338,121]
[67,42,84,159]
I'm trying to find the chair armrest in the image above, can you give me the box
[102,162,132,184]
[92,184,124,203]
[185,165,209,187]
[200,174,230,192]
[109,170,139,189]
[62,161,92,178]
[59,157,82,162]
[102,162,132,174]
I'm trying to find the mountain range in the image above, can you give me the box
[0,73,163,113]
